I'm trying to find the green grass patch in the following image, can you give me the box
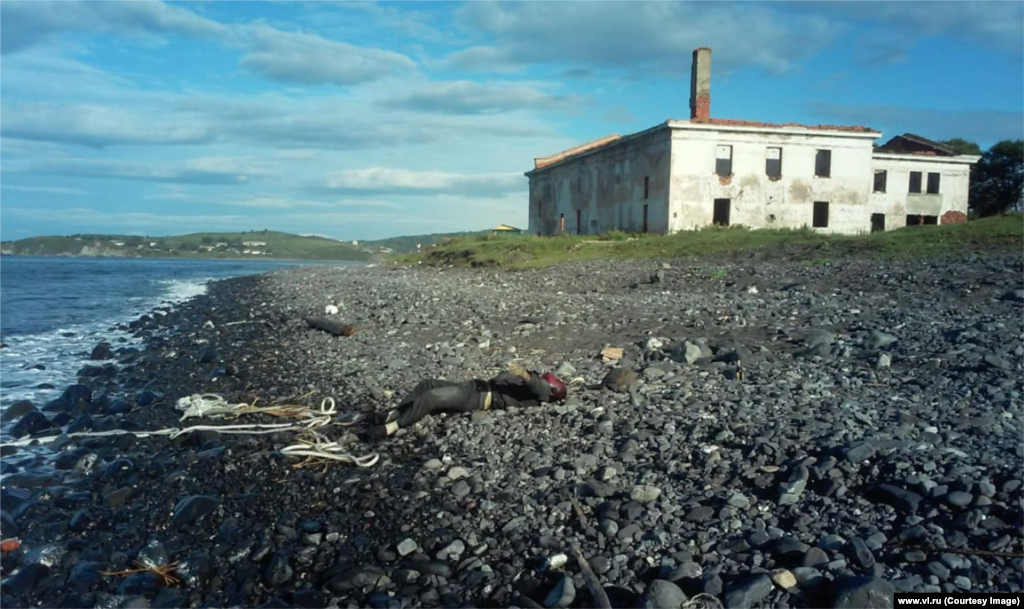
[393,214,1024,269]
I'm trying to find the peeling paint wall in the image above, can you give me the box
[527,128,671,235]
[668,126,878,234]
[868,155,974,230]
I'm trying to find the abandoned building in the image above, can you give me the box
[525,48,980,235]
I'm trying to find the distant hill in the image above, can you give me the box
[0,231,372,261]
[361,230,488,253]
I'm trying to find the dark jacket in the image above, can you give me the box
[484,371,552,409]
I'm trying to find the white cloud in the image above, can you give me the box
[444,2,841,75]
[806,102,1024,146]
[0,0,229,55]
[381,80,586,115]
[1,102,213,148]
[1,184,88,196]
[320,168,525,198]
[13,156,275,185]
[238,24,417,86]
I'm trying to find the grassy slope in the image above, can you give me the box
[394,214,1024,269]
[362,230,488,253]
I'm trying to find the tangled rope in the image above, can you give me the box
[2,394,378,468]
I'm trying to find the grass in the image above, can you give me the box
[393,213,1024,270]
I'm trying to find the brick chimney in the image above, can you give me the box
[689,47,711,122]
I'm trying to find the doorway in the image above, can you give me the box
[871,213,885,233]
[713,199,730,226]
[576,210,582,235]
[642,204,648,233]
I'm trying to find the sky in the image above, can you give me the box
[1,1,1022,242]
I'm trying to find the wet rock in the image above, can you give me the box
[832,577,895,609]
[172,495,220,527]
[640,579,688,609]
[198,346,218,364]
[1,563,50,594]
[6,400,37,419]
[723,574,773,609]
[69,561,103,590]
[90,343,115,360]
[685,506,715,522]
[844,442,876,463]
[867,484,922,513]
[866,330,898,349]
[11,411,51,438]
[543,575,575,608]
[264,552,293,586]
[325,565,388,592]
[630,485,661,503]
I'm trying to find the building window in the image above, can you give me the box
[909,171,922,193]
[927,172,941,194]
[766,147,782,179]
[923,215,938,225]
[871,213,885,233]
[560,213,565,232]
[713,198,730,226]
[815,150,831,178]
[716,145,733,177]
[873,170,887,193]
[813,201,829,228]
[644,176,650,199]
[537,199,543,217]
[576,210,582,235]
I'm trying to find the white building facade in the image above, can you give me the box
[526,49,979,236]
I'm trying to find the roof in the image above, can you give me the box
[876,133,960,156]
[494,224,522,231]
[529,118,880,174]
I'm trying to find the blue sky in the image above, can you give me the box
[2,1,1022,241]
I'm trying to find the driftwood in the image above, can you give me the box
[572,544,612,609]
[304,317,356,337]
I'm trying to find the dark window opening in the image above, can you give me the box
[909,171,922,194]
[716,145,733,177]
[905,214,937,226]
[813,201,829,228]
[815,150,831,178]
[873,170,887,193]
[871,213,885,233]
[766,147,782,178]
[713,198,730,226]
[644,176,650,199]
[576,210,581,235]
[559,213,565,232]
[642,204,649,233]
[927,172,940,194]
[537,199,543,217]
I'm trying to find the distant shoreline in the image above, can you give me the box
[0,252,376,263]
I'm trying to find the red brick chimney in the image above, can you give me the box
[690,47,711,122]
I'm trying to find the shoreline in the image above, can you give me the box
[2,256,1022,608]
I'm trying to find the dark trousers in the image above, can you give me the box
[378,379,481,428]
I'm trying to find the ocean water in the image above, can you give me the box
[0,256,359,417]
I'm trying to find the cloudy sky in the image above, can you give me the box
[2,1,1022,241]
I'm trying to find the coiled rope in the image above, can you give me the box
[1,394,378,468]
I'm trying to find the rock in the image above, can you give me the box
[2,563,50,594]
[264,552,292,586]
[631,485,661,503]
[803,547,829,567]
[5,400,37,419]
[90,342,114,360]
[576,480,615,498]
[423,459,443,470]
[866,330,898,349]
[771,569,797,590]
[832,577,895,609]
[544,575,575,608]
[447,466,470,480]
[436,539,465,560]
[684,506,715,522]
[867,484,923,513]
[848,538,876,570]
[1000,289,1024,302]
[11,411,51,438]
[727,493,751,509]
[69,561,103,590]
[172,495,220,527]
[875,353,891,369]
[984,353,1012,370]
[601,368,638,392]
[945,491,973,508]
[396,538,417,557]
[325,565,388,592]
[723,574,773,609]
[844,441,876,463]
[555,362,577,377]
[778,465,809,505]
[640,580,688,609]
[451,480,471,498]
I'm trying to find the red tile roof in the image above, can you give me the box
[534,134,621,169]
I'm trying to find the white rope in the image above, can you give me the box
[1,394,378,468]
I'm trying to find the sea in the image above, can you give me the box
[0,256,361,422]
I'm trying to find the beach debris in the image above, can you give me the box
[325,304,339,315]
[600,346,623,362]
[1,538,21,552]
[304,316,356,336]
[101,560,181,587]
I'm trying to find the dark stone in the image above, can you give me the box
[601,368,638,393]
[803,547,829,567]
[684,506,715,522]
[11,411,51,438]
[118,572,160,595]
[576,480,615,498]
[1,563,50,594]
[198,346,218,364]
[172,495,220,527]
[67,415,94,434]
[325,565,387,592]
[723,574,773,609]
[832,577,894,609]
[136,391,164,407]
[69,561,103,590]
[90,343,114,360]
[849,538,876,570]
[640,580,688,609]
[945,491,973,508]
[844,442,876,463]
[867,484,923,513]
[70,509,96,532]
[264,552,293,586]
[6,400,37,419]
